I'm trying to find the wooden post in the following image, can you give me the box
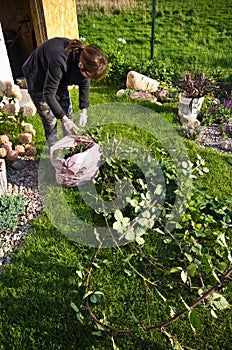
[0,159,7,196]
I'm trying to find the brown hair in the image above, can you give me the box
[65,39,107,81]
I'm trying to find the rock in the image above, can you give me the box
[116,89,126,96]
[130,91,158,103]
[156,89,170,100]
[126,71,160,92]
[179,114,201,127]
[10,159,27,170]
[220,139,232,151]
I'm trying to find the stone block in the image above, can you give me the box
[126,71,160,92]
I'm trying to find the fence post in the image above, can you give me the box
[150,0,156,59]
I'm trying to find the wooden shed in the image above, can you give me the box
[0,0,79,80]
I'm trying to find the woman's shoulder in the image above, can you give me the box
[44,37,71,50]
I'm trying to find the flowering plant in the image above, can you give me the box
[0,80,37,161]
[198,94,232,126]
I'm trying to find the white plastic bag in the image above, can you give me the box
[50,135,101,187]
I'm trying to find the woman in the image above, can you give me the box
[22,37,107,146]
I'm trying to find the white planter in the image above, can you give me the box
[178,93,204,124]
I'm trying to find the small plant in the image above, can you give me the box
[178,72,215,98]
[0,195,25,233]
[199,94,232,126]
[54,138,94,160]
[179,124,203,140]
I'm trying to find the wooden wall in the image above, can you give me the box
[42,0,79,41]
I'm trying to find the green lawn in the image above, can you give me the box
[1,85,231,349]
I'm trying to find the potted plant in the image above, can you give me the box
[177,72,215,124]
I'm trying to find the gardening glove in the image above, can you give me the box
[62,118,79,135]
[79,108,88,128]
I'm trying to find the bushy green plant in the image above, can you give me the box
[105,47,178,88]
[0,195,25,233]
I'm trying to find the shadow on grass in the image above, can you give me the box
[0,219,169,350]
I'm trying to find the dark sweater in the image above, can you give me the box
[22,37,90,119]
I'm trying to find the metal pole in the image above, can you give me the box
[150,0,156,59]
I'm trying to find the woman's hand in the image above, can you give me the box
[79,108,88,127]
[62,116,79,135]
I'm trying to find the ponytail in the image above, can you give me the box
[65,39,85,54]
[66,39,107,81]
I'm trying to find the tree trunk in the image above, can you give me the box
[0,159,7,196]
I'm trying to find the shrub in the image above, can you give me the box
[0,195,25,233]
[105,48,178,88]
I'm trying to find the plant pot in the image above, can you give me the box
[178,93,204,124]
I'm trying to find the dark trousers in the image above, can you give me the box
[29,91,73,146]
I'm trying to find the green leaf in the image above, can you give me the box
[129,309,139,324]
[142,210,151,218]
[211,293,230,310]
[83,291,94,300]
[90,294,98,303]
[92,262,101,268]
[70,302,84,324]
[92,331,102,337]
[114,209,123,222]
[216,233,227,248]
[136,236,145,245]
[169,306,176,317]
[113,221,123,231]
[122,217,130,226]
[184,252,193,262]
[154,228,165,235]
[70,302,79,313]
[181,270,188,284]
[130,198,138,207]
[187,263,197,277]
[188,309,202,332]
[76,270,83,279]
[125,230,135,241]
[76,313,84,324]
[210,309,218,318]
[124,269,132,276]
[154,184,163,195]
[170,267,182,273]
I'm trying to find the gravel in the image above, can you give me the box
[0,159,44,270]
[0,125,231,271]
[197,124,232,155]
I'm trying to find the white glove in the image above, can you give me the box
[63,118,79,135]
[79,109,88,128]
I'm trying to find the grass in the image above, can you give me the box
[77,0,232,79]
[0,1,232,349]
[1,85,231,349]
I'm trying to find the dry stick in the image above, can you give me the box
[85,267,232,334]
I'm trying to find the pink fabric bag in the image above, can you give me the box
[50,135,101,187]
